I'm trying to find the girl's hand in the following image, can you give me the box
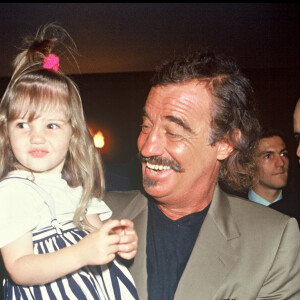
[113,219,138,260]
[78,219,121,265]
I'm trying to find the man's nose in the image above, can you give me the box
[138,128,164,158]
[275,154,285,167]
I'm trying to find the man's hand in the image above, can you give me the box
[113,219,138,260]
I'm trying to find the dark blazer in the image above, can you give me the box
[104,185,300,300]
[233,186,300,226]
[269,194,300,225]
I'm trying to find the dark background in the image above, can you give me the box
[0,3,299,190]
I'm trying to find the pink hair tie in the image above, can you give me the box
[43,54,60,72]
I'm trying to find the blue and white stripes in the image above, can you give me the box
[3,222,138,300]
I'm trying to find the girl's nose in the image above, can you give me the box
[30,128,46,144]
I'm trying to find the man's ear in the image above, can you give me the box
[216,129,241,161]
[216,140,234,161]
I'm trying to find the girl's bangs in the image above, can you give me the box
[8,80,71,121]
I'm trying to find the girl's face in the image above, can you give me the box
[7,108,72,174]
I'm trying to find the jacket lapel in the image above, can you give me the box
[105,190,149,299]
[128,193,149,300]
[175,185,241,299]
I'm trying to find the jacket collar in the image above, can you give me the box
[175,185,241,299]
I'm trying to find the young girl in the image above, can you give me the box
[0,24,139,300]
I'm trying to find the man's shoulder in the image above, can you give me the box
[104,189,144,201]
[218,191,300,251]
[104,190,148,219]
[224,191,294,228]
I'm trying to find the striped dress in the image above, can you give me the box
[0,172,139,300]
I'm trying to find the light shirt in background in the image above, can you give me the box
[248,189,282,206]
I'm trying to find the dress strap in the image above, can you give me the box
[1,176,63,234]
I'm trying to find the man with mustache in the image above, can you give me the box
[105,50,300,299]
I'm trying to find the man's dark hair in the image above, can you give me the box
[151,50,261,190]
[259,128,287,144]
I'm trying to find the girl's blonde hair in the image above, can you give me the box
[0,23,105,228]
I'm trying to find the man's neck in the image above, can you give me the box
[252,186,282,203]
[157,198,212,220]
[155,181,216,220]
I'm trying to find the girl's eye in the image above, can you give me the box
[16,122,29,129]
[47,123,59,129]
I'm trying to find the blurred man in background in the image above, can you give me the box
[249,129,289,205]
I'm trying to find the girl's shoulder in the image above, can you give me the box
[0,176,45,207]
[0,176,37,192]
[0,176,50,248]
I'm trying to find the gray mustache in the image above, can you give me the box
[137,153,183,172]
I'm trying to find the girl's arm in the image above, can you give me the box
[1,219,122,286]
[85,213,103,231]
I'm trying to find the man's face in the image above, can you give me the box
[256,136,289,190]
[293,99,300,161]
[137,80,232,207]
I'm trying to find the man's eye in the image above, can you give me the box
[166,131,182,140]
[295,135,300,144]
[16,122,29,129]
[167,131,177,137]
[47,124,59,129]
[140,124,151,133]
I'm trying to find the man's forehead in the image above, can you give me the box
[258,136,286,153]
[146,82,212,111]
[143,104,192,130]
